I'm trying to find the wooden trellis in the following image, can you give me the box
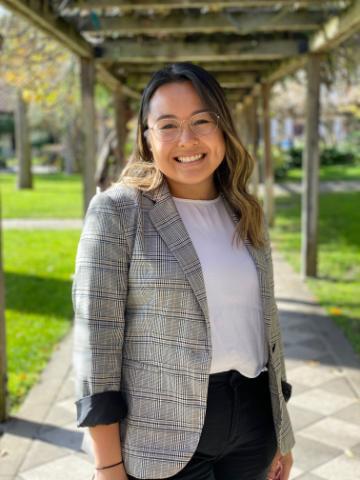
[0,0,359,422]
[0,0,358,264]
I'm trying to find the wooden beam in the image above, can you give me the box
[97,67,140,99]
[301,54,322,278]
[124,72,258,89]
[80,58,97,214]
[261,82,274,226]
[310,0,360,52]
[97,38,301,63]
[1,0,92,58]
[79,11,324,36]
[69,0,348,12]
[0,196,7,422]
[248,0,359,98]
[114,62,273,74]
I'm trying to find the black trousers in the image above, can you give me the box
[128,369,278,480]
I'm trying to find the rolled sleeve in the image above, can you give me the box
[76,391,128,427]
[72,191,130,427]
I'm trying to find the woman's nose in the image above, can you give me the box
[178,123,198,145]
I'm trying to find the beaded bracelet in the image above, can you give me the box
[96,460,124,471]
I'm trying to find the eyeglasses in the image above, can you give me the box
[145,111,220,143]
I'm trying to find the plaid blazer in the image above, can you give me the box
[72,178,295,479]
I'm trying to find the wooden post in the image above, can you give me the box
[80,58,97,214]
[261,82,274,226]
[114,84,127,177]
[301,54,322,278]
[249,97,260,197]
[0,195,7,422]
[15,90,32,190]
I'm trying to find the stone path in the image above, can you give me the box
[2,219,83,230]
[0,247,360,480]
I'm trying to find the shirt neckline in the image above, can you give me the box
[172,194,222,205]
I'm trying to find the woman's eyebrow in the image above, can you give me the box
[155,109,210,121]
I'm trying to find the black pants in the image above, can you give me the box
[128,369,277,480]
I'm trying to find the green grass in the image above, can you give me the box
[3,229,81,411]
[271,192,360,355]
[0,172,82,219]
[283,164,360,182]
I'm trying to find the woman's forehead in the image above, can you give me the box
[148,81,206,120]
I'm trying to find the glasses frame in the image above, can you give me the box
[144,111,221,143]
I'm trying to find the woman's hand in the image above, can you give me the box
[267,449,293,480]
[93,463,129,480]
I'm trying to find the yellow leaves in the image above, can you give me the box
[329,306,342,316]
[0,13,77,108]
[4,71,17,84]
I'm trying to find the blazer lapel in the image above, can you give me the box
[144,179,210,322]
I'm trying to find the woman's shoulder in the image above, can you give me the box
[88,182,141,213]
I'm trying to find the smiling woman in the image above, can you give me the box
[72,62,294,480]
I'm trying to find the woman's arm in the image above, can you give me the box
[90,423,128,480]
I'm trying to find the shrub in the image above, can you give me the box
[286,146,356,169]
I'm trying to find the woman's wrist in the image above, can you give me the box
[94,461,127,480]
[96,460,124,471]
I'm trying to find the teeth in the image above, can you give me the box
[177,153,204,163]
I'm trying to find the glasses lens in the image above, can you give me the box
[152,112,219,142]
[190,112,218,136]
[154,118,180,141]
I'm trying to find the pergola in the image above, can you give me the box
[0,0,359,421]
[0,1,359,270]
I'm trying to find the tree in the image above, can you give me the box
[0,11,82,181]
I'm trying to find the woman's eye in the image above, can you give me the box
[193,119,210,126]
[159,123,178,130]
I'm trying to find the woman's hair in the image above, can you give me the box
[117,62,265,248]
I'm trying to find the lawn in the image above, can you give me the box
[271,192,360,355]
[283,164,360,182]
[0,172,82,219]
[3,229,81,411]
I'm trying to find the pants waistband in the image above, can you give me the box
[209,369,268,389]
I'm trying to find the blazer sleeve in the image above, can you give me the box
[72,192,129,427]
[263,220,289,388]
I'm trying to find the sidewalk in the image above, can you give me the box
[0,247,359,480]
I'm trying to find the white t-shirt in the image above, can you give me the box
[172,194,268,377]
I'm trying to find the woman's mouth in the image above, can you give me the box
[174,153,206,164]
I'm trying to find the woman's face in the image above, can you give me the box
[146,81,226,200]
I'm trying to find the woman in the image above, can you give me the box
[72,62,295,480]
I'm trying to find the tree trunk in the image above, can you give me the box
[15,90,32,190]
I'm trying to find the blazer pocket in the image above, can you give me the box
[281,380,292,402]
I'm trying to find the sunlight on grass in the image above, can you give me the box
[4,229,81,410]
[0,172,82,219]
[271,192,360,355]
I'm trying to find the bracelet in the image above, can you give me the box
[95,460,124,471]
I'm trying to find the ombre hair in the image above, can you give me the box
[117,62,265,248]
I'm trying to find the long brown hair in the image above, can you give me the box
[117,62,265,248]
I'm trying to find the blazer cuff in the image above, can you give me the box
[76,391,128,427]
[281,380,292,403]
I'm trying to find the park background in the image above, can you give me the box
[0,1,359,479]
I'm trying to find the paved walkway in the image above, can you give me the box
[2,180,360,231]
[0,248,360,480]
